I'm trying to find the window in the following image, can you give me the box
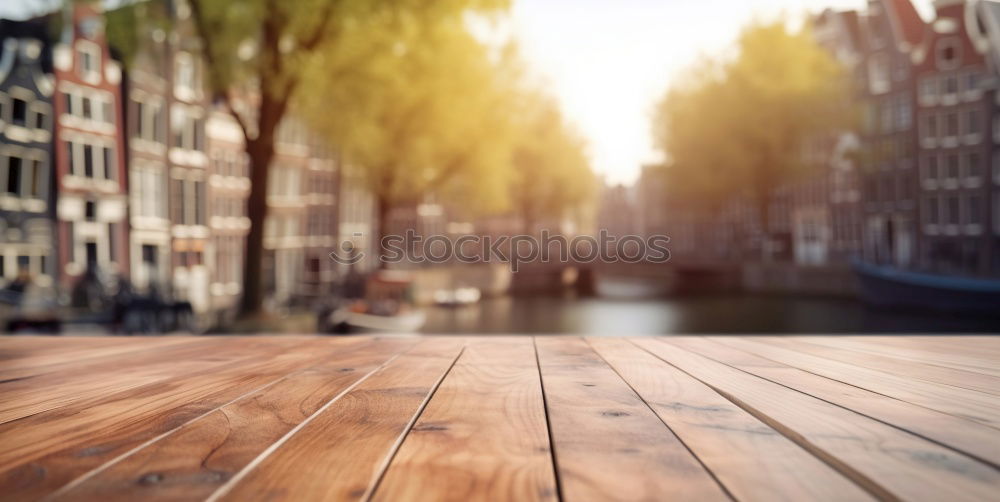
[964,71,980,94]
[103,146,115,180]
[965,109,982,137]
[945,112,959,137]
[63,92,73,116]
[194,180,206,225]
[29,159,43,198]
[946,154,960,179]
[927,197,940,224]
[134,100,145,139]
[919,76,937,103]
[943,74,959,96]
[83,144,94,178]
[896,94,912,130]
[966,152,981,179]
[82,96,92,120]
[967,195,982,225]
[937,38,961,70]
[108,223,117,262]
[65,141,75,174]
[994,194,1000,235]
[995,151,1000,184]
[142,244,157,266]
[12,98,27,126]
[171,178,184,223]
[868,53,890,94]
[171,107,203,150]
[102,100,113,125]
[5,156,21,195]
[880,100,893,133]
[76,44,101,81]
[921,113,938,141]
[85,200,96,220]
[947,195,960,224]
[29,104,49,130]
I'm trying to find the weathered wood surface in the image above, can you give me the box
[0,335,998,501]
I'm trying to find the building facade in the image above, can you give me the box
[913,0,998,276]
[121,2,172,295]
[206,106,250,314]
[51,4,129,291]
[0,20,56,290]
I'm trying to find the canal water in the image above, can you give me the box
[422,278,1000,334]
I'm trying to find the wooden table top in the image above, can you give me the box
[0,335,998,501]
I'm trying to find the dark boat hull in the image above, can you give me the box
[853,261,1000,316]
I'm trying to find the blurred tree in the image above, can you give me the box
[160,0,507,314]
[652,21,851,257]
[300,15,520,264]
[508,90,595,235]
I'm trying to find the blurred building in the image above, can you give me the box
[854,0,924,269]
[206,107,249,314]
[264,118,340,307]
[0,19,57,290]
[166,4,211,312]
[121,1,171,295]
[913,0,998,276]
[50,4,130,290]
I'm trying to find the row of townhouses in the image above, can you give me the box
[643,0,1000,279]
[0,2,374,319]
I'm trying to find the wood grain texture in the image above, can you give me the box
[587,337,873,502]
[535,336,729,502]
[0,338,257,424]
[48,337,418,502]
[720,337,1000,429]
[372,337,557,502]
[0,335,997,501]
[797,336,1000,378]
[0,337,197,382]
[0,337,365,500]
[634,337,1000,502]
[694,337,1000,468]
[783,337,1000,396]
[209,337,465,502]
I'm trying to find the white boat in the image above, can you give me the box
[326,307,426,333]
[433,287,482,307]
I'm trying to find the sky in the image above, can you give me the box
[509,0,935,185]
[0,0,937,185]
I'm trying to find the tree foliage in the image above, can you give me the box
[182,0,508,312]
[652,20,852,226]
[508,89,595,233]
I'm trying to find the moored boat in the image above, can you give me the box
[852,260,1000,316]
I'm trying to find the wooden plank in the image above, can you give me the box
[370,337,557,502]
[780,337,1000,396]
[213,337,466,502]
[0,337,197,381]
[587,337,873,502]
[534,336,728,502]
[633,337,1000,501]
[48,337,419,501]
[691,337,1000,468]
[721,337,1000,429]
[803,337,1000,378]
[0,337,385,500]
[0,337,277,424]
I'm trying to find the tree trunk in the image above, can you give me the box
[238,138,274,317]
[375,194,391,270]
[238,96,285,318]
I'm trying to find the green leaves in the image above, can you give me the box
[652,20,852,213]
